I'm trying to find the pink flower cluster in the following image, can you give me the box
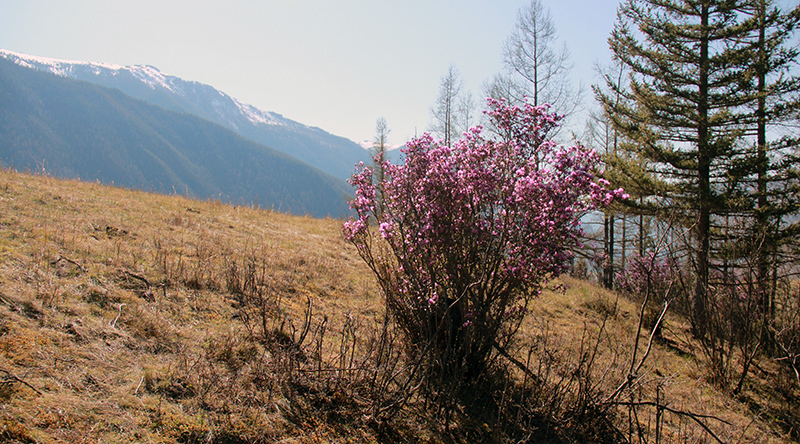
[616,253,678,301]
[344,98,625,354]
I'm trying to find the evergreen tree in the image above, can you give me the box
[590,61,656,287]
[732,0,800,311]
[595,0,797,336]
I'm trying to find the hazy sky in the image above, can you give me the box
[1,0,621,146]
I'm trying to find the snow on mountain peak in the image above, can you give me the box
[0,49,179,93]
[0,49,126,73]
[233,98,285,127]
[1,49,295,128]
[0,48,370,181]
[126,64,177,93]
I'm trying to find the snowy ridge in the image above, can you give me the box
[234,98,284,126]
[127,64,177,93]
[0,49,176,93]
[0,49,288,128]
[0,49,125,74]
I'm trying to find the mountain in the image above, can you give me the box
[0,56,352,218]
[0,49,370,181]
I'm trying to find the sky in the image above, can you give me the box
[1,0,622,147]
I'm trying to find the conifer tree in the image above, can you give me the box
[590,62,657,287]
[596,0,788,335]
[732,0,800,311]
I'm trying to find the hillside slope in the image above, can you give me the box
[0,49,371,181]
[0,169,795,443]
[0,56,351,218]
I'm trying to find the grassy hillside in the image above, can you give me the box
[0,167,796,443]
[0,57,352,219]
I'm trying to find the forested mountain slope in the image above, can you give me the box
[0,56,351,218]
[1,49,371,181]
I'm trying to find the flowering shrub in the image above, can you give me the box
[615,253,681,337]
[615,253,679,302]
[344,98,625,385]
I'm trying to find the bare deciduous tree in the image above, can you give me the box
[430,65,468,146]
[372,117,390,218]
[491,0,583,120]
[455,91,476,139]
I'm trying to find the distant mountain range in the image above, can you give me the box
[0,55,352,218]
[0,50,371,182]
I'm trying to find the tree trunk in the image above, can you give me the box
[694,2,712,338]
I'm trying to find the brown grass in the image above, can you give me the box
[527,278,799,443]
[0,167,796,443]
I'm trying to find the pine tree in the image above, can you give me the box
[733,0,800,312]
[590,61,659,287]
[596,0,786,336]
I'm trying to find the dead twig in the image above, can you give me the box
[604,297,671,403]
[134,375,144,395]
[110,303,126,328]
[0,369,42,395]
[122,270,151,289]
[121,270,154,301]
[614,401,730,444]
[493,341,542,385]
[53,255,87,273]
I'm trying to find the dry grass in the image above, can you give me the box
[0,167,796,443]
[528,277,799,443]
[0,169,379,443]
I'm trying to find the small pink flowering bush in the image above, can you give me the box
[616,253,682,337]
[615,253,680,302]
[344,98,624,388]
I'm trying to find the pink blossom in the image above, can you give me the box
[342,97,624,374]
